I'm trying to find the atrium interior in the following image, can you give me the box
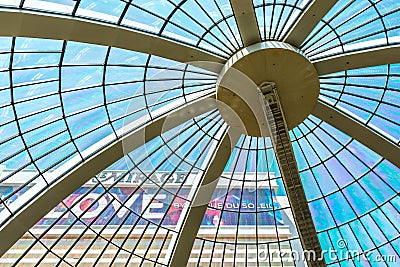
[0,0,399,266]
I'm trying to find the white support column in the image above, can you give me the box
[0,96,218,257]
[230,0,261,47]
[284,0,338,47]
[312,101,400,168]
[169,129,240,267]
[313,45,400,75]
[0,9,225,74]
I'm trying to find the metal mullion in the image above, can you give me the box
[8,37,46,207]
[161,18,232,57]
[63,103,104,118]
[169,85,215,98]
[139,224,165,266]
[233,137,252,267]
[303,22,345,58]
[71,0,82,16]
[311,192,399,233]
[205,136,246,267]
[16,179,104,265]
[18,117,64,138]
[300,0,353,51]
[117,112,220,206]
[191,111,223,141]
[262,0,266,40]
[146,77,215,83]
[268,2,276,40]
[60,82,110,94]
[11,64,59,71]
[73,193,138,266]
[154,228,169,264]
[25,231,73,267]
[368,0,389,46]
[64,120,112,147]
[321,81,388,92]
[17,104,61,121]
[326,96,400,128]
[10,50,61,54]
[0,143,28,166]
[85,178,145,264]
[159,113,221,169]
[173,4,236,54]
[28,142,75,174]
[145,81,216,97]
[307,23,395,59]
[106,93,145,107]
[35,150,77,179]
[303,118,399,200]
[212,0,242,48]
[117,0,133,25]
[131,118,225,225]
[13,92,59,107]
[145,95,186,114]
[365,64,390,125]
[126,221,151,264]
[158,0,186,35]
[295,126,389,263]
[102,46,117,138]
[50,187,123,265]
[11,78,58,89]
[276,0,302,40]
[272,1,289,40]
[300,0,358,50]
[25,129,68,151]
[143,55,152,120]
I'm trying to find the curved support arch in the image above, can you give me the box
[169,128,240,267]
[0,96,218,257]
[0,9,225,74]
[313,45,400,75]
[312,101,400,168]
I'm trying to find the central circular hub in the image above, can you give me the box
[216,41,320,137]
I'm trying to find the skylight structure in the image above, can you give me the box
[0,0,399,266]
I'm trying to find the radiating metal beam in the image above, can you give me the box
[314,45,400,75]
[284,0,338,47]
[169,129,239,267]
[230,0,261,47]
[0,96,218,257]
[312,101,400,168]
[0,9,225,74]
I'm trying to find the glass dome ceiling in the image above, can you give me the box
[0,0,399,266]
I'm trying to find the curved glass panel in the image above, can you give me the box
[320,64,400,144]
[0,37,217,227]
[0,0,242,57]
[253,0,313,41]
[1,111,228,265]
[292,116,400,265]
[302,0,400,60]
